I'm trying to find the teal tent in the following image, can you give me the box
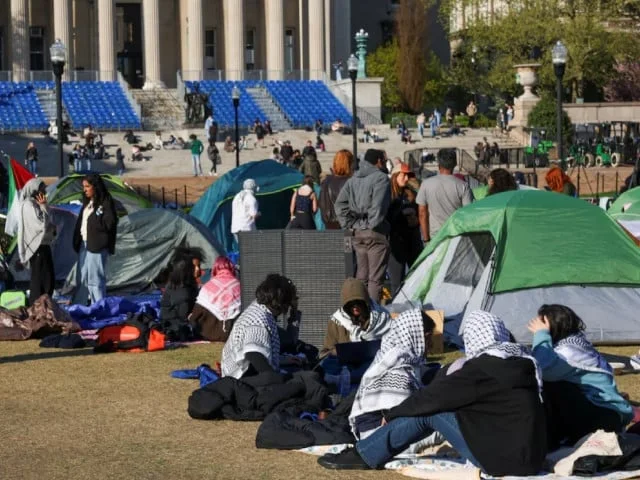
[190,160,305,252]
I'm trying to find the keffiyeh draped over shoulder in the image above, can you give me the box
[221,301,280,379]
[460,311,543,396]
[555,333,613,376]
[349,309,427,435]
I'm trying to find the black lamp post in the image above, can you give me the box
[471,45,478,105]
[552,40,568,171]
[348,54,358,162]
[232,86,240,168]
[50,39,67,178]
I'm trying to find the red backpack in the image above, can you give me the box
[95,314,165,353]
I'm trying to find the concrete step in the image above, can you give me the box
[246,87,292,131]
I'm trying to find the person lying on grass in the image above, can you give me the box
[528,304,633,450]
[220,274,300,379]
[317,311,547,476]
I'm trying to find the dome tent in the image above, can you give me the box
[190,160,305,253]
[46,173,152,215]
[395,190,640,345]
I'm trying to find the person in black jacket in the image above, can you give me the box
[72,174,118,303]
[160,256,199,341]
[318,310,547,477]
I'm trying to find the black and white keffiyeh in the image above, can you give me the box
[457,311,543,396]
[221,301,280,379]
[349,309,427,437]
[331,301,392,342]
[555,333,613,376]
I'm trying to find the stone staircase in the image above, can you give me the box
[130,89,185,131]
[36,89,69,124]
[246,87,291,132]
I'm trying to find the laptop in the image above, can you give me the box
[335,340,382,366]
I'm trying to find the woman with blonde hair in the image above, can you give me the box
[320,149,354,229]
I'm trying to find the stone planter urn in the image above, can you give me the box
[511,63,542,129]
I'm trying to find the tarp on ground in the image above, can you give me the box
[190,160,304,253]
[46,173,152,215]
[394,190,640,344]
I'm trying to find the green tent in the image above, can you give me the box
[609,187,640,221]
[396,189,640,344]
[46,173,152,214]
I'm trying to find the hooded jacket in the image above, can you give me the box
[334,161,390,234]
[321,278,391,356]
[17,179,56,265]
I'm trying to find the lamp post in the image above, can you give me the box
[232,86,240,168]
[50,39,67,178]
[348,54,358,162]
[552,40,568,171]
[471,45,478,105]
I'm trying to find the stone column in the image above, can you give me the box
[142,0,165,89]
[223,0,244,81]
[298,0,305,75]
[324,0,331,78]
[308,0,324,80]
[10,0,29,82]
[265,0,284,80]
[53,0,73,80]
[97,0,116,81]
[188,0,204,81]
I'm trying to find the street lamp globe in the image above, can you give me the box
[551,40,568,66]
[347,54,358,77]
[50,39,67,65]
[231,85,240,102]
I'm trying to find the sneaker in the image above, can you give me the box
[317,447,371,470]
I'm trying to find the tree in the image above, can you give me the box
[440,0,640,101]
[366,40,404,111]
[604,63,640,101]
[527,95,574,147]
[396,0,430,112]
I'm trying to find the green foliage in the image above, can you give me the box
[424,53,448,107]
[367,40,404,111]
[442,0,640,101]
[527,96,574,146]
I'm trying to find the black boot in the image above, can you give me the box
[317,447,372,470]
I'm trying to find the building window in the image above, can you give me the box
[245,29,255,70]
[29,26,45,71]
[285,28,295,71]
[205,29,216,69]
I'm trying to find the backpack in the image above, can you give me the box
[95,313,166,353]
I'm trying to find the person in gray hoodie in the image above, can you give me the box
[335,149,391,302]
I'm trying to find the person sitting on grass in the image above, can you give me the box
[349,309,435,440]
[528,304,634,450]
[160,255,199,341]
[317,311,547,477]
[221,274,298,379]
[189,256,241,343]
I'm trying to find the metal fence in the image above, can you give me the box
[180,69,329,82]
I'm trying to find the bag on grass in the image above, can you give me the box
[95,313,165,353]
[0,290,27,309]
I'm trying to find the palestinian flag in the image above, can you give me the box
[7,157,34,210]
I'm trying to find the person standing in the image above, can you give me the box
[299,151,322,184]
[320,150,354,229]
[466,100,478,128]
[417,149,473,243]
[189,134,204,176]
[73,174,118,304]
[207,139,219,176]
[18,179,57,304]
[335,149,391,302]
[231,179,260,246]
[288,176,318,230]
[204,114,215,140]
[25,142,38,176]
[416,113,426,138]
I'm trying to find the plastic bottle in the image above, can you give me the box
[338,366,351,398]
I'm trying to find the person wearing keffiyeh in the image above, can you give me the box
[529,304,633,449]
[221,274,297,379]
[318,310,547,477]
[349,309,435,440]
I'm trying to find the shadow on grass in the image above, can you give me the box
[0,348,94,364]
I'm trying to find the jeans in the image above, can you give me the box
[418,124,424,137]
[77,244,108,304]
[29,160,37,175]
[85,158,92,171]
[74,157,82,172]
[192,154,203,175]
[356,413,481,469]
[353,229,390,302]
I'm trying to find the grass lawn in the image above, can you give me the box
[1,341,639,480]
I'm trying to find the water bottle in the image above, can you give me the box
[338,366,351,398]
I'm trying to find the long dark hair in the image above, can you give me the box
[166,257,197,290]
[538,304,586,343]
[82,173,111,206]
[255,274,297,317]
